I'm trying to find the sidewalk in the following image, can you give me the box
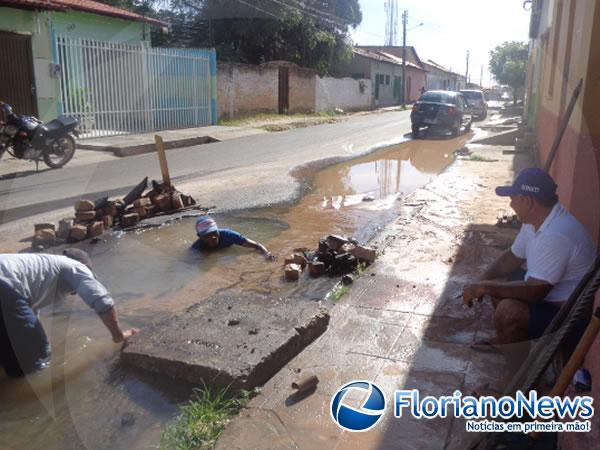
[215,144,531,449]
[78,125,268,156]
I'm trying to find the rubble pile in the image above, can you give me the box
[32,178,198,249]
[283,234,376,282]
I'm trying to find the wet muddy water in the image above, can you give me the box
[0,135,468,449]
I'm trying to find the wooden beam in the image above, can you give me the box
[154,135,171,186]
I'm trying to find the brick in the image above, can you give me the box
[75,199,95,212]
[102,215,114,229]
[104,203,119,217]
[133,207,148,219]
[308,261,325,277]
[75,210,96,222]
[133,197,152,208]
[171,193,184,210]
[284,263,302,282]
[69,224,88,241]
[324,234,350,251]
[284,253,307,268]
[33,228,56,247]
[152,194,171,211]
[121,213,140,228]
[339,243,356,253]
[57,219,73,239]
[146,205,159,216]
[34,223,55,232]
[349,245,377,264]
[181,194,196,206]
[87,221,105,238]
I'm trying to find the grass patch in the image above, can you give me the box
[218,111,342,127]
[160,385,256,450]
[325,263,370,303]
[326,281,350,302]
[464,154,499,162]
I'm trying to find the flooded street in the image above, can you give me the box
[0,135,468,449]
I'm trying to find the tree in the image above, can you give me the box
[489,41,528,104]
[97,0,362,75]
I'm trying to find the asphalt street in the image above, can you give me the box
[0,110,412,223]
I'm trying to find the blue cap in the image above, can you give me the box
[195,215,218,237]
[495,167,557,200]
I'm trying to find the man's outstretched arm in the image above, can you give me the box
[242,238,275,260]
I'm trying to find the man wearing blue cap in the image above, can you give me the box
[192,215,274,261]
[463,168,595,388]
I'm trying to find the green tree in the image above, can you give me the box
[155,0,361,75]
[489,41,528,104]
[98,0,362,75]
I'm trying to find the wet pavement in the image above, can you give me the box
[0,130,468,449]
[215,140,532,449]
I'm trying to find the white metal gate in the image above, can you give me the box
[56,36,216,138]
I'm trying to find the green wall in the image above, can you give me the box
[0,6,148,121]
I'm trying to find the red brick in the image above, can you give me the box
[121,213,140,228]
[87,221,105,238]
[75,199,95,212]
[69,224,88,241]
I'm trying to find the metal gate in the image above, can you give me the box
[0,31,37,117]
[56,36,217,138]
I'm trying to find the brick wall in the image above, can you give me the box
[217,62,278,119]
[217,61,319,119]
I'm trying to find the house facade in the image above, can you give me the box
[336,47,427,107]
[422,59,466,91]
[524,2,600,448]
[0,0,163,122]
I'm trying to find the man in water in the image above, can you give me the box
[0,248,137,377]
[192,215,274,261]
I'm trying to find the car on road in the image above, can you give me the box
[460,89,488,120]
[410,90,473,137]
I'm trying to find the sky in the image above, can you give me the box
[350,0,531,86]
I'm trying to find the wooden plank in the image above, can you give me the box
[154,134,171,186]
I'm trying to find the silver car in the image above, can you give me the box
[460,90,487,120]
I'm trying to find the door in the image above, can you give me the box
[278,67,289,114]
[0,31,37,117]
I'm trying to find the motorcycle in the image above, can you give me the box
[0,102,79,169]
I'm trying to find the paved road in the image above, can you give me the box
[0,110,412,224]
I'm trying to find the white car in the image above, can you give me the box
[460,90,488,120]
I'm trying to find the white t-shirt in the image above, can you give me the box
[0,253,114,313]
[511,203,596,302]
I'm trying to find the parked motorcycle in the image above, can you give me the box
[0,102,79,169]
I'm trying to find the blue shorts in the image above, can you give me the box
[0,281,50,377]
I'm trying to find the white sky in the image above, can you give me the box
[350,0,531,86]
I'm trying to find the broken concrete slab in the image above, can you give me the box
[121,294,329,390]
[471,128,520,146]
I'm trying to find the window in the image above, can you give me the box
[385,75,390,85]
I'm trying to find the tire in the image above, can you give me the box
[411,124,420,137]
[451,119,460,136]
[43,134,76,169]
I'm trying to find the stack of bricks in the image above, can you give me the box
[31,180,198,248]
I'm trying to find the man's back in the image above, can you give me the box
[0,253,88,310]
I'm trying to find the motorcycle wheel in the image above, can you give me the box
[43,134,76,169]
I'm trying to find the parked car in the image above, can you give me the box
[410,90,473,137]
[460,89,488,119]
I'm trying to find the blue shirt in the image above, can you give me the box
[191,228,247,251]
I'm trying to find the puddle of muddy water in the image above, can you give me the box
[0,136,467,449]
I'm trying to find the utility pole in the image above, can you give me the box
[401,10,407,108]
[465,50,470,89]
[480,65,483,88]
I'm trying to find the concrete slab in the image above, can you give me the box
[121,293,329,389]
[78,125,267,157]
